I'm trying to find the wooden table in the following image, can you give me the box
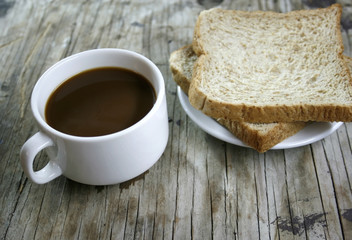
[1,0,352,239]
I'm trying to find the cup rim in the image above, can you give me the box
[31,48,165,142]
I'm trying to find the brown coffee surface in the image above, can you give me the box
[45,67,155,137]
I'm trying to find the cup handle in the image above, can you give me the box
[20,132,62,184]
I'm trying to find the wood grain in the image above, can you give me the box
[1,0,352,239]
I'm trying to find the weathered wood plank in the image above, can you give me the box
[321,132,352,239]
[1,0,352,240]
[284,146,328,239]
[232,148,261,239]
[311,140,344,240]
[264,150,294,239]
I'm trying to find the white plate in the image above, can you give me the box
[177,86,343,150]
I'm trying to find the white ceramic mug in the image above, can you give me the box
[20,49,169,185]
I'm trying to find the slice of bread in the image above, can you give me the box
[170,45,307,152]
[189,4,352,123]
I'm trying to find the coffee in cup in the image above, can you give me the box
[45,67,156,137]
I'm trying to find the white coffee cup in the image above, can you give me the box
[20,49,169,185]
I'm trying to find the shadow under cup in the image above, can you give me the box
[23,49,169,185]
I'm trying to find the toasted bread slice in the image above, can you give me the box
[170,45,307,152]
[189,4,352,123]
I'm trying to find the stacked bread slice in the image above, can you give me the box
[169,4,352,152]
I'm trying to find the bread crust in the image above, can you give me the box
[190,4,352,123]
[217,119,307,152]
